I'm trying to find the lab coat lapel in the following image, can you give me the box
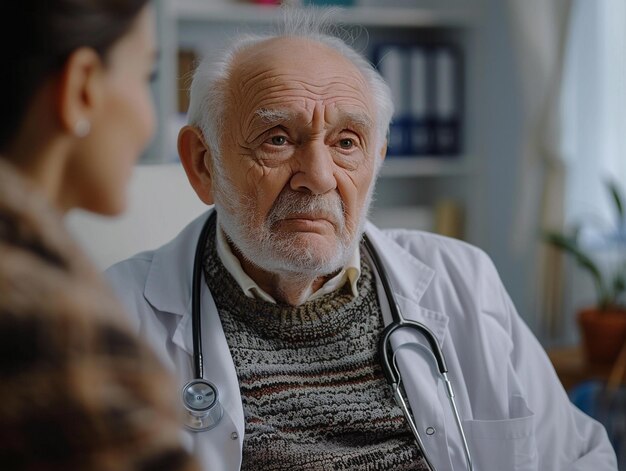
[364,222,449,342]
[143,211,207,326]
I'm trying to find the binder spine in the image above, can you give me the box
[409,46,433,156]
[431,45,463,156]
[375,45,410,156]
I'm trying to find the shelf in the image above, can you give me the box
[173,1,479,28]
[379,157,469,177]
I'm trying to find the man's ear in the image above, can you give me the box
[178,125,215,205]
[379,138,388,162]
[56,47,103,136]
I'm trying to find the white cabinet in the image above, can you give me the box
[147,0,484,242]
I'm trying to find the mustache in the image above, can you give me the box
[266,190,345,229]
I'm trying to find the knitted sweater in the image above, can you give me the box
[203,221,430,471]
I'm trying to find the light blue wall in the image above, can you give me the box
[476,0,539,336]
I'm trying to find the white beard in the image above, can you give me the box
[213,172,375,279]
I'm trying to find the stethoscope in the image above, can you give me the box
[181,212,474,471]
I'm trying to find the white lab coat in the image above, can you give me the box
[106,210,617,471]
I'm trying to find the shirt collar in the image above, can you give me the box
[216,225,361,304]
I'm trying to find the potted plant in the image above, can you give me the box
[545,180,626,364]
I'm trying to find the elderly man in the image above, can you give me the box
[106,18,617,471]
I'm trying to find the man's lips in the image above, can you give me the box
[276,214,337,231]
[283,213,333,221]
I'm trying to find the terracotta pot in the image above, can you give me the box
[577,307,626,364]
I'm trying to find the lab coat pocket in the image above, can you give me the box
[463,396,538,471]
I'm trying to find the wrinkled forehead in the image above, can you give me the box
[226,37,375,126]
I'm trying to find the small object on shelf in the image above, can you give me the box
[434,198,463,239]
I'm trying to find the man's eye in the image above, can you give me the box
[339,138,354,149]
[269,136,287,146]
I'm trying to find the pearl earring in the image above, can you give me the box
[74,118,91,138]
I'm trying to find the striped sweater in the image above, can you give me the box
[203,220,430,470]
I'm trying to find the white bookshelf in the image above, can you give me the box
[149,0,484,240]
[380,157,470,177]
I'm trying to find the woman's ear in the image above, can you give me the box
[178,125,215,205]
[56,47,104,137]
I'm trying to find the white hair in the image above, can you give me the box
[186,7,394,168]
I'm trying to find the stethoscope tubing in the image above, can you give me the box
[191,211,215,380]
[363,233,473,471]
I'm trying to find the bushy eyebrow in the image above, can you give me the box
[254,108,373,131]
[334,111,374,131]
[254,108,294,124]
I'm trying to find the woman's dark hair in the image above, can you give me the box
[0,0,151,152]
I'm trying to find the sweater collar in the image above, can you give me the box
[205,214,376,343]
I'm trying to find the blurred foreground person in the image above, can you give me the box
[0,1,198,470]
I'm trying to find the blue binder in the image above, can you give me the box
[430,45,463,156]
[375,45,410,156]
[408,46,433,156]
[374,42,463,157]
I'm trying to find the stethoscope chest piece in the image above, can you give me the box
[182,379,223,431]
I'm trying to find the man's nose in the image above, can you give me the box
[290,141,336,195]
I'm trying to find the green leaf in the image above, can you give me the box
[545,231,609,308]
[614,266,626,301]
[607,180,625,221]
[614,274,626,293]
